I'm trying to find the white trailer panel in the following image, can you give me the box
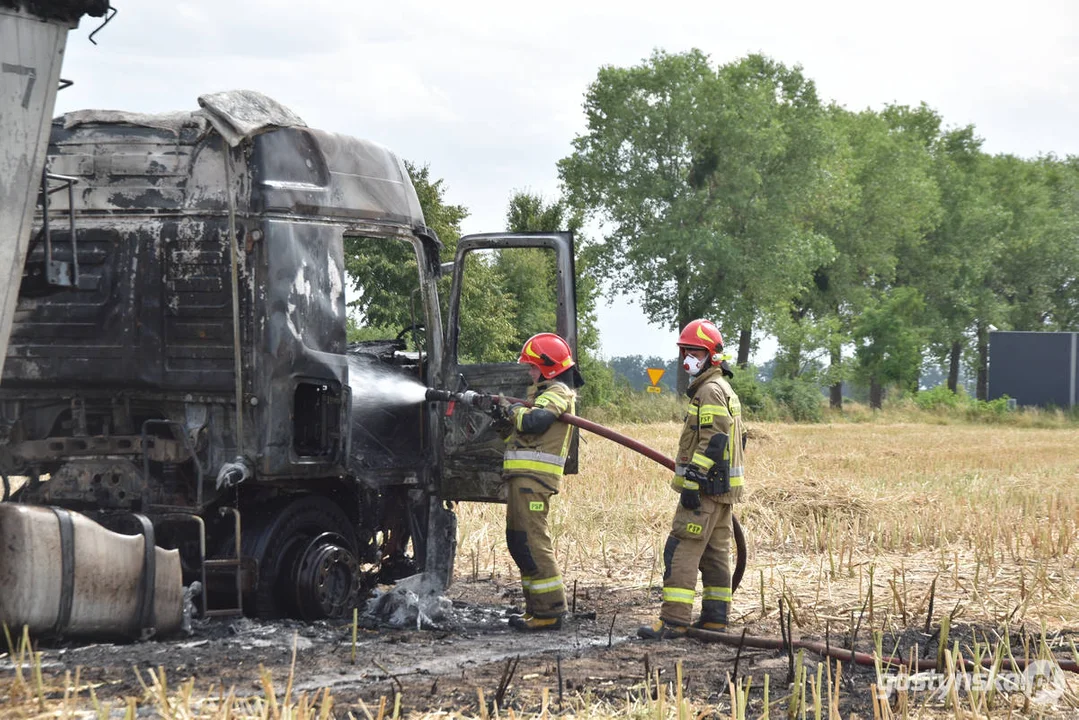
[0,5,74,378]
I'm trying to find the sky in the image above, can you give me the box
[54,0,1079,360]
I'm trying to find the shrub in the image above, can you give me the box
[764,376,825,423]
[966,395,1013,422]
[913,384,965,411]
[909,385,1016,423]
[727,364,766,415]
[577,352,619,408]
[578,385,683,424]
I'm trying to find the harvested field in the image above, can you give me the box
[2,420,1078,718]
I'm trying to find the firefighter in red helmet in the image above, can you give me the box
[493,332,584,631]
[638,319,745,639]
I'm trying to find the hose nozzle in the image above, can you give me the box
[424,388,493,411]
[424,388,456,403]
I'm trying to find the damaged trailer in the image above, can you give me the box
[0,0,111,379]
[0,90,579,636]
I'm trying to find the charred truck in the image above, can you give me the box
[0,86,579,635]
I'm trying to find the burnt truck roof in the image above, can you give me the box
[48,90,428,232]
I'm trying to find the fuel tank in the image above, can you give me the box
[0,503,183,638]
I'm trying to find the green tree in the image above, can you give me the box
[1042,158,1079,329]
[968,153,1079,398]
[692,54,837,369]
[559,47,716,365]
[344,162,518,363]
[560,51,836,391]
[502,191,617,405]
[915,126,1006,393]
[852,287,926,408]
[344,161,468,334]
[796,104,942,407]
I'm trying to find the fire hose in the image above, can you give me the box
[688,626,1079,673]
[426,388,1079,677]
[425,388,746,593]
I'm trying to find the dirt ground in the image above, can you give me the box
[5,576,1076,718]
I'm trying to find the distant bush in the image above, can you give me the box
[582,371,1077,428]
[762,376,825,423]
[965,395,1013,422]
[577,352,619,408]
[727,364,766,414]
[913,384,965,411]
[584,366,827,424]
[578,385,683,424]
[911,384,1015,422]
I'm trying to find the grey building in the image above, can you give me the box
[988,331,1078,408]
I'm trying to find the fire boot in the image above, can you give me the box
[636,619,688,640]
[508,614,563,632]
[693,598,729,631]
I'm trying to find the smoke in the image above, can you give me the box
[346,355,428,409]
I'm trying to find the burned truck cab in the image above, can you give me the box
[0,91,578,625]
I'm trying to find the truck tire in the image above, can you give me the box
[243,495,360,620]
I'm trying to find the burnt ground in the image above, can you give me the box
[4,578,1077,717]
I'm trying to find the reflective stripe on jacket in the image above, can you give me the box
[672,365,745,503]
[503,380,576,490]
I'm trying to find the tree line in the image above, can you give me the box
[561,50,1078,407]
[346,50,1079,411]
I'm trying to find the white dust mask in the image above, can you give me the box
[683,354,705,376]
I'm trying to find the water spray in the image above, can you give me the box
[347,356,429,407]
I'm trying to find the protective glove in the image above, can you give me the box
[680,466,706,510]
[680,481,701,510]
[488,394,512,420]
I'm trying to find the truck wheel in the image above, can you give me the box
[244,496,360,620]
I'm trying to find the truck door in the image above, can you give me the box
[440,232,578,501]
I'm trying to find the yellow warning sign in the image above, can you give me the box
[646,368,665,386]
[646,386,662,394]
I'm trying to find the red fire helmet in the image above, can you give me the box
[518,333,575,380]
[677,319,724,364]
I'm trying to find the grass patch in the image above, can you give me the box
[1,630,335,719]
[580,384,1079,429]
[4,421,1076,718]
[459,420,1079,632]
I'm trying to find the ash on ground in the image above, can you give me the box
[365,573,461,630]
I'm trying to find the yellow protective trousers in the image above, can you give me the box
[660,494,732,626]
[504,475,565,618]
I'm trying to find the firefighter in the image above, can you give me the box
[638,319,745,639]
[493,332,584,632]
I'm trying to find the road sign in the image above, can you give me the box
[646,368,665,386]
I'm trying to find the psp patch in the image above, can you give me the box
[686,522,703,535]
[529,501,545,512]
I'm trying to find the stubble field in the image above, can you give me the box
[3,418,1078,718]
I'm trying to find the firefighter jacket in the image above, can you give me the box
[502,380,576,493]
[671,364,745,503]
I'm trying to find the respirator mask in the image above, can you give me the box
[682,353,705,377]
